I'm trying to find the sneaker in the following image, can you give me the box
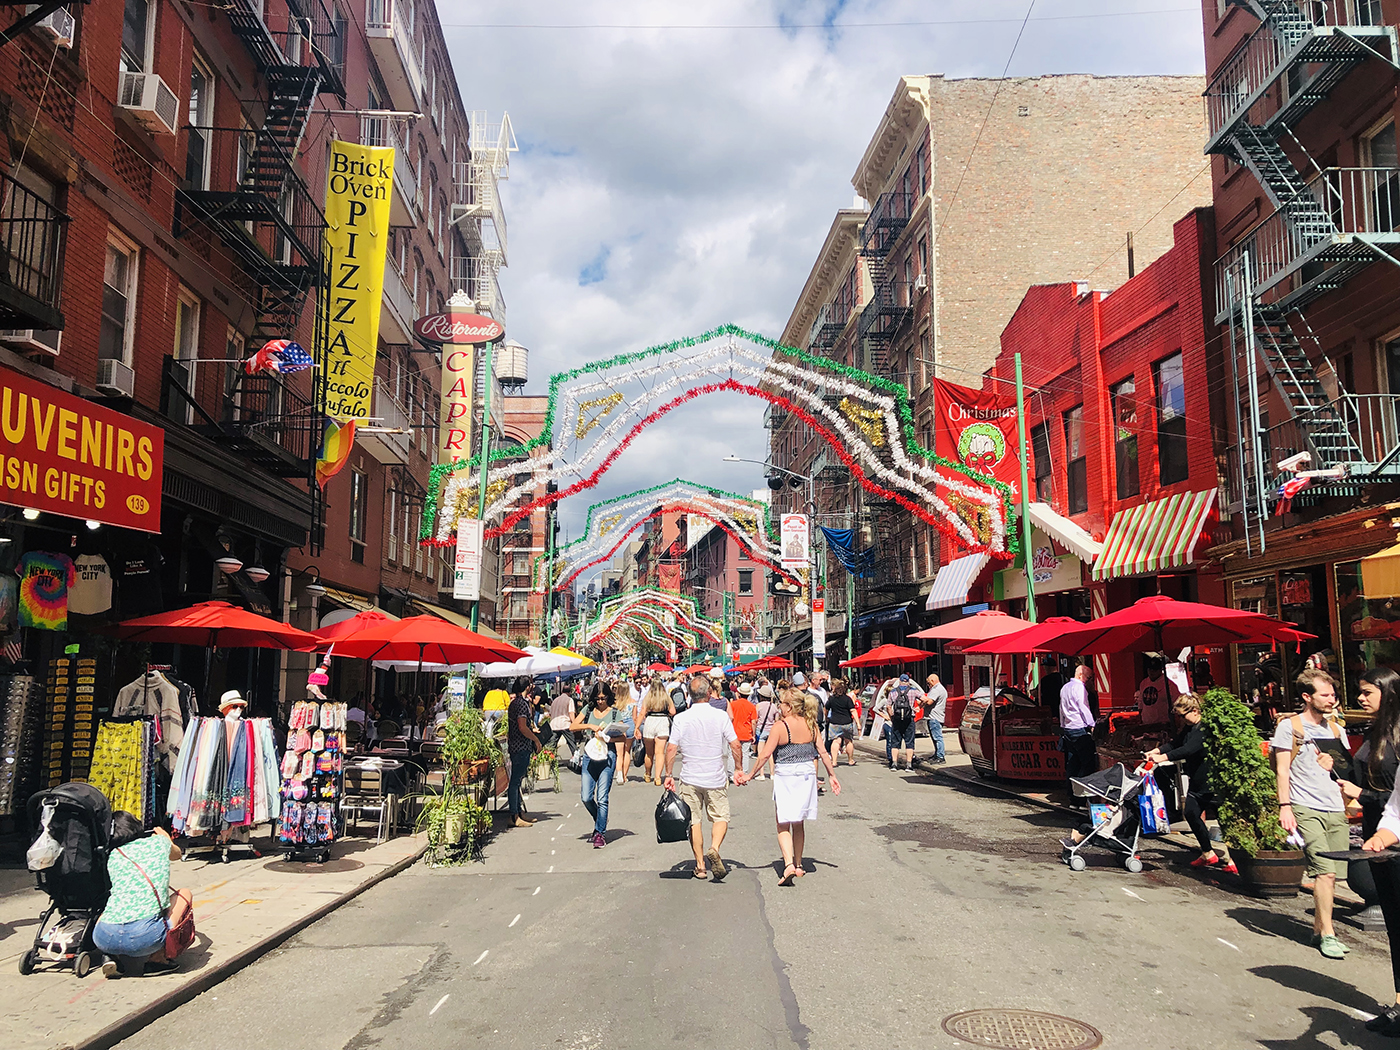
[888,763,897,771]
[706,847,727,881]
[592,832,605,849]
[1367,1004,1400,1032]
[1317,934,1348,959]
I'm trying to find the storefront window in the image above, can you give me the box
[1233,575,1281,712]
[1336,559,1400,706]
[1111,377,1138,499]
[1063,407,1087,514]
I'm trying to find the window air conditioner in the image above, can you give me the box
[26,5,74,48]
[96,358,135,398]
[0,328,61,355]
[118,72,180,136]
[913,272,929,292]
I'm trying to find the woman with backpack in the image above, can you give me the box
[751,680,779,780]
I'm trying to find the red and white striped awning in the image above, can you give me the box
[1091,489,1217,582]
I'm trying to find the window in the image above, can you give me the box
[1063,406,1087,514]
[186,57,214,191]
[738,569,753,595]
[349,469,368,546]
[916,236,927,277]
[1031,422,1052,501]
[1154,352,1189,485]
[223,327,245,420]
[387,488,398,563]
[414,511,425,573]
[171,290,200,424]
[100,236,138,364]
[4,165,60,303]
[1362,120,1399,233]
[508,593,530,619]
[511,552,530,575]
[121,0,152,72]
[1110,377,1139,500]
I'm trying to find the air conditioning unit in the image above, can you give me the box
[913,273,929,292]
[118,71,179,136]
[0,328,61,355]
[96,358,135,398]
[26,5,73,48]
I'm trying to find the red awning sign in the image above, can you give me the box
[413,312,505,345]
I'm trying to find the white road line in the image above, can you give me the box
[430,994,450,1015]
[1121,888,1145,902]
[547,865,554,873]
[533,886,541,895]
[1217,938,1241,952]
[509,914,521,928]
[566,812,572,818]
[557,823,565,830]
[551,849,556,855]
[473,950,489,966]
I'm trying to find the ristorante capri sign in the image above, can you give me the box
[0,365,164,531]
[413,312,505,345]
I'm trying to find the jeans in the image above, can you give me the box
[581,751,616,835]
[507,748,532,817]
[926,719,945,760]
[727,741,755,778]
[93,915,167,957]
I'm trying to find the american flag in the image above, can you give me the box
[245,340,313,375]
[2,637,21,664]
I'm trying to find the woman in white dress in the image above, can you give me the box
[737,689,841,884]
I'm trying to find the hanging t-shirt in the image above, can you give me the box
[17,552,76,630]
[68,554,114,616]
[1136,674,1178,726]
[0,574,16,629]
[116,546,164,618]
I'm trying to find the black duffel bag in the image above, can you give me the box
[655,788,692,844]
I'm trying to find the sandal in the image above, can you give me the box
[693,867,708,879]
[793,863,805,878]
[779,866,797,886]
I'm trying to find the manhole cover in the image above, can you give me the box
[941,1009,1102,1050]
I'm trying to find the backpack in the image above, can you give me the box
[891,685,914,723]
[670,685,689,714]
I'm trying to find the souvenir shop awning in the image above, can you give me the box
[410,599,507,641]
[1362,543,1400,599]
[925,553,991,611]
[1092,489,1217,582]
[1027,502,1102,564]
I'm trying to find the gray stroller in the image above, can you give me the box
[1060,762,1151,874]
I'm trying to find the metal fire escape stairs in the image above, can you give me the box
[856,188,912,375]
[1211,0,1400,505]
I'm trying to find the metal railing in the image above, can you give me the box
[1216,166,1400,312]
[224,372,316,463]
[359,111,418,213]
[857,278,913,340]
[364,0,423,102]
[807,299,851,350]
[0,171,66,322]
[859,188,914,257]
[452,159,507,260]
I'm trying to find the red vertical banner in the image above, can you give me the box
[934,379,1021,551]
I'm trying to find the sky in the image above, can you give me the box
[440,0,1209,587]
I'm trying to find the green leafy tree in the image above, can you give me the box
[1200,687,1289,856]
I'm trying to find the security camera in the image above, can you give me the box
[1277,451,1312,473]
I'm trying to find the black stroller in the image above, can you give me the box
[1060,762,1151,874]
[19,783,112,976]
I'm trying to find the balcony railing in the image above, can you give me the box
[359,385,412,465]
[807,299,852,350]
[1216,167,1400,319]
[365,0,423,110]
[380,259,417,343]
[1204,0,1391,147]
[225,0,344,94]
[0,170,66,331]
[452,159,507,262]
[859,188,914,257]
[857,278,913,342]
[197,371,315,477]
[359,112,418,225]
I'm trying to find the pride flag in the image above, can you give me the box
[315,418,356,487]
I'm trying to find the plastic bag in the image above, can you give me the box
[1137,773,1169,835]
[655,789,692,844]
[26,801,62,872]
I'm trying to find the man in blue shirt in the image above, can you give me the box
[1059,662,1097,800]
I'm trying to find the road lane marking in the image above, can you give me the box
[557,823,565,830]
[509,914,521,928]
[551,849,556,855]
[473,951,489,966]
[1121,888,1145,901]
[430,994,450,1015]
[1217,938,1240,952]
[548,865,554,873]
[533,886,541,895]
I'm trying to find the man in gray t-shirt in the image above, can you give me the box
[1271,670,1351,960]
[924,674,948,764]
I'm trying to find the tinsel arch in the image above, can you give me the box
[535,479,788,593]
[574,588,725,653]
[422,325,1014,557]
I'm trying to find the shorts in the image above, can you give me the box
[93,914,167,957]
[826,724,854,743]
[887,720,916,749]
[641,715,670,739]
[679,782,731,823]
[1293,804,1349,877]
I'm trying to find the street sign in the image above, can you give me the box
[453,518,485,600]
[780,513,809,568]
[812,607,826,660]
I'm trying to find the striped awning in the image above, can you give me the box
[925,552,991,611]
[1092,489,1217,581]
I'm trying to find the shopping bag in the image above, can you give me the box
[655,789,692,843]
[631,738,646,767]
[1138,773,1169,835]
[26,802,61,872]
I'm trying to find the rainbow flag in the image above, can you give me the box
[315,418,355,487]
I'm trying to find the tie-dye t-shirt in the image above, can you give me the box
[18,552,76,631]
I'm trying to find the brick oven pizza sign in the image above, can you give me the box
[934,379,1021,501]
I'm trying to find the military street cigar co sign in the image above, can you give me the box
[0,365,164,531]
[417,309,505,461]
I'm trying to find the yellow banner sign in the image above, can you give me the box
[320,140,393,420]
[439,344,475,462]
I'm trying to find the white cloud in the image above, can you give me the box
[441,0,1207,563]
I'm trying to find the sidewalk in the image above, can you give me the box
[1,829,427,1050]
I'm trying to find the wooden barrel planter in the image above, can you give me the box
[1235,849,1306,898]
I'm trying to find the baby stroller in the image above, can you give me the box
[1060,762,1151,874]
[19,783,112,976]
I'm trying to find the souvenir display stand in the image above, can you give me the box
[277,700,347,864]
[167,707,281,864]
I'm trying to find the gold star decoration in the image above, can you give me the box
[839,397,885,448]
[576,393,625,440]
[597,513,623,537]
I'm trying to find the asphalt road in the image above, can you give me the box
[118,755,1400,1050]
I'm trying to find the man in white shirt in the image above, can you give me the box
[1136,658,1178,726]
[1059,663,1097,797]
[665,676,742,881]
[923,673,948,764]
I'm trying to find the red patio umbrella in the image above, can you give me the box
[840,643,932,668]
[1020,596,1313,655]
[910,609,1033,643]
[746,655,796,671]
[647,661,673,673]
[331,615,527,666]
[963,616,1087,655]
[108,600,320,650]
[310,608,397,645]
[685,664,711,675]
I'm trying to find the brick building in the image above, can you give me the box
[1197,0,1400,706]
[775,73,1212,661]
[499,391,549,648]
[683,518,770,662]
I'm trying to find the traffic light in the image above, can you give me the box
[769,572,800,595]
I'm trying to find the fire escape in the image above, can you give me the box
[174,0,344,478]
[1210,0,1400,523]
[856,187,913,373]
[451,111,516,325]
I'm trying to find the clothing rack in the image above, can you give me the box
[278,701,348,864]
[168,714,280,864]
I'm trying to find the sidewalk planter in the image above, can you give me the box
[1235,849,1306,898]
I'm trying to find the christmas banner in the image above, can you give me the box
[934,379,1022,503]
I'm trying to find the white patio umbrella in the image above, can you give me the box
[475,646,585,678]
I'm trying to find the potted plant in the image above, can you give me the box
[414,708,503,863]
[417,794,492,860]
[532,745,559,792]
[1199,687,1304,897]
[443,708,503,793]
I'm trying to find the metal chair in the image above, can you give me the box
[342,760,396,842]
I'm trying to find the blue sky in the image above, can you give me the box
[441,0,1209,586]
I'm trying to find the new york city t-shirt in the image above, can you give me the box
[68,554,114,616]
[17,552,76,630]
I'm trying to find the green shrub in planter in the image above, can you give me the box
[1200,686,1288,856]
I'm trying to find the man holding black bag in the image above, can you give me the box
[664,676,742,881]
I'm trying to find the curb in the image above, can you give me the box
[69,842,428,1050]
